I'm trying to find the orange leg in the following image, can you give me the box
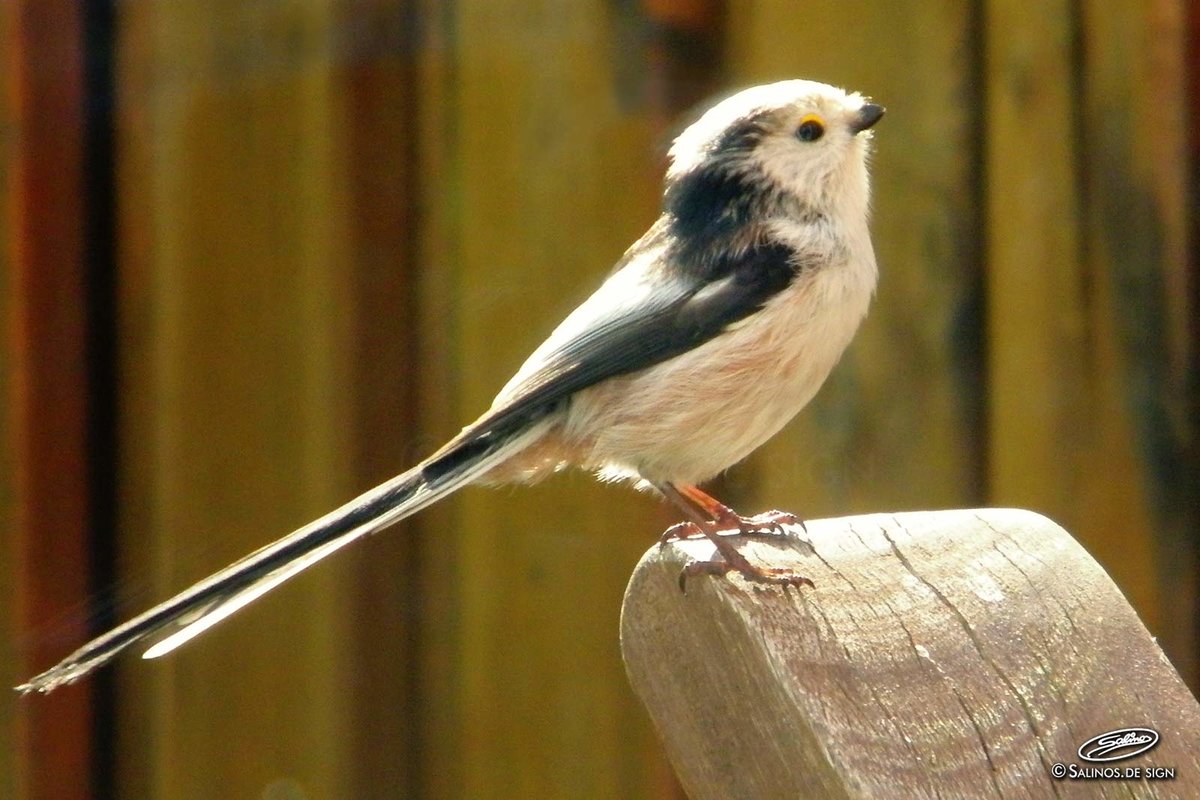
[676,483,803,534]
[655,482,812,592]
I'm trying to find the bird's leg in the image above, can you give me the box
[655,485,721,544]
[674,483,805,537]
[655,482,813,591]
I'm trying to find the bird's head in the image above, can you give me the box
[665,80,883,241]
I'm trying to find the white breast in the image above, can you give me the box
[564,233,876,485]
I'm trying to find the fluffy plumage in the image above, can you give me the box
[20,79,882,693]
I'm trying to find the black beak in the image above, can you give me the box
[850,103,885,134]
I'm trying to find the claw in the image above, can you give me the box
[658,521,703,545]
[732,509,807,537]
[656,483,813,594]
[678,557,815,593]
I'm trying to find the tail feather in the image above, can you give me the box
[18,420,548,694]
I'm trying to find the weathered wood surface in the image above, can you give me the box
[621,508,1200,799]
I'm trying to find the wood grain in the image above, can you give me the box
[622,509,1200,799]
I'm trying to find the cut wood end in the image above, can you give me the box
[621,508,1200,800]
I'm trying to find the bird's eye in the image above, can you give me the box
[796,115,825,142]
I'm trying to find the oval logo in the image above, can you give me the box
[1077,728,1160,763]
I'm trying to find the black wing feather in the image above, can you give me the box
[424,239,799,478]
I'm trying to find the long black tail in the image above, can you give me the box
[18,419,549,694]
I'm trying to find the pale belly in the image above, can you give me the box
[562,268,872,485]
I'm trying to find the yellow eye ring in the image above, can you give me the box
[796,114,825,142]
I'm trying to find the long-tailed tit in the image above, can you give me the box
[21,79,883,693]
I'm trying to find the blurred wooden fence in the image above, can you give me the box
[2,0,1196,798]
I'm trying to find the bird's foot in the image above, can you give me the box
[658,521,704,545]
[654,483,813,593]
[657,511,800,546]
[677,511,813,592]
[678,549,815,593]
[730,509,806,538]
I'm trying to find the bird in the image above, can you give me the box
[20,79,883,694]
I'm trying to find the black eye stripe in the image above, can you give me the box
[712,114,771,153]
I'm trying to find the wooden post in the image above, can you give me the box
[621,508,1200,799]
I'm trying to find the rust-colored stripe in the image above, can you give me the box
[9,1,95,798]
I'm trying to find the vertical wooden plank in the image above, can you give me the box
[330,0,425,795]
[115,2,358,796]
[410,3,467,796]
[984,0,1170,674]
[984,2,1091,520]
[1077,0,1196,687]
[5,1,96,798]
[415,1,675,796]
[726,2,986,515]
[0,6,23,797]
[1189,0,1200,693]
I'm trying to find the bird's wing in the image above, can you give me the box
[508,239,800,403]
[425,237,802,479]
